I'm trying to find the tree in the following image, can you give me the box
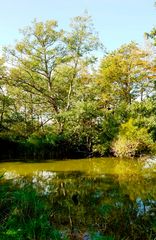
[5,14,101,134]
[97,42,153,108]
[0,57,12,130]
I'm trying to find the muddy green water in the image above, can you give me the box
[1,157,156,239]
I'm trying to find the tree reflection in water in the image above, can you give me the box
[1,158,156,239]
[4,170,155,239]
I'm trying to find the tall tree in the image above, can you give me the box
[5,14,100,133]
[97,42,153,108]
[0,57,11,129]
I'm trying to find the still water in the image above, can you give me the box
[1,157,156,239]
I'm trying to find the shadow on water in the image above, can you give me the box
[1,158,156,239]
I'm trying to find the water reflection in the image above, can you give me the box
[1,158,156,239]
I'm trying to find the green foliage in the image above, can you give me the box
[128,99,156,141]
[1,14,156,159]
[112,119,154,158]
[98,42,153,106]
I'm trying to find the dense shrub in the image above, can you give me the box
[112,119,154,158]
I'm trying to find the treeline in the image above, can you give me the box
[1,14,156,160]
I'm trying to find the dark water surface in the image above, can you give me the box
[1,157,156,239]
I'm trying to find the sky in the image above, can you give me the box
[0,0,156,51]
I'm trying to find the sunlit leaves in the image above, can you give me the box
[98,42,154,106]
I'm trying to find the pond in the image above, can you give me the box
[1,157,156,239]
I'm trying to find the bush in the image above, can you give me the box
[112,119,154,158]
